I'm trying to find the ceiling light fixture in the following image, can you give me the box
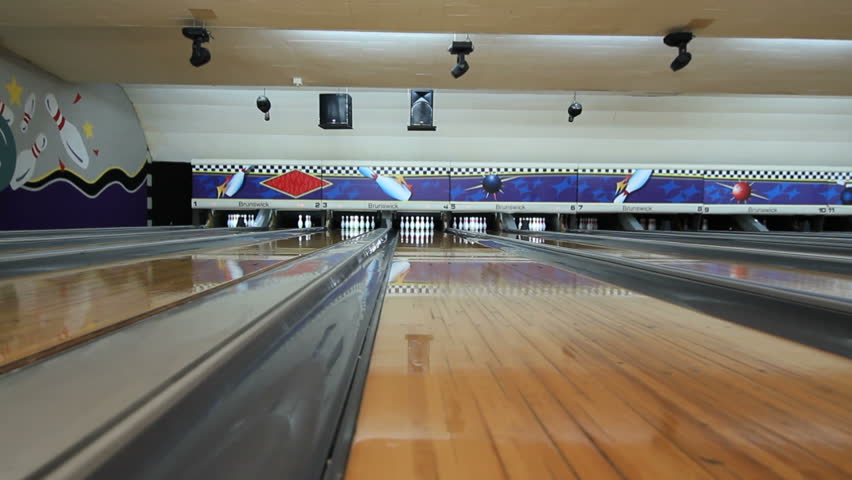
[664,32,694,72]
[448,37,474,79]
[182,26,212,68]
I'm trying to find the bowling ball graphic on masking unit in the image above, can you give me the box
[731,182,752,202]
[482,174,503,194]
[0,119,16,192]
[842,186,852,205]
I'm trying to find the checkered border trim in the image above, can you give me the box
[386,284,635,296]
[704,170,852,181]
[578,168,703,176]
[324,166,447,176]
[450,167,573,175]
[192,165,324,175]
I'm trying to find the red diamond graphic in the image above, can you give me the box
[261,170,330,198]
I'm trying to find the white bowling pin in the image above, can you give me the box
[0,98,14,126]
[371,216,376,229]
[45,93,90,169]
[649,218,657,231]
[224,167,250,198]
[298,214,304,229]
[10,133,46,190]
[20,94,36,133]
[614,169,653,203]
[357,167,412,201]
[305,215,312,228]
[360,215,365,229]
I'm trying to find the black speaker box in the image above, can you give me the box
[319,93,353,129]
[408,89,436,131]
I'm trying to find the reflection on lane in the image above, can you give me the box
[347,235,852,480]
[520,234,852,301]
[0,232,340,372]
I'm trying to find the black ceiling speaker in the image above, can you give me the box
[182,27,212,68]
[448,40,474,79]
[256,94,271,121]
[664,31,694,72]
[408,89,436,131]
[319,93,353,129]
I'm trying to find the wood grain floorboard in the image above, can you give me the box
[346,252,852,480]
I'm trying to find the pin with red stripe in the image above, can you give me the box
[45,93,90,169]
[20,94,36,133]
[0,98,14,126]
[11,133,47,190]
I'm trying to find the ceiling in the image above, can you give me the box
[3,0,852,39]
[1,1,852,95]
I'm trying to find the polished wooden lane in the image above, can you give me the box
[537,235,852,300]
[0,232,335,373]
[346,236,852,479]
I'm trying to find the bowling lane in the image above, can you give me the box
[345,233,852,480]
[0,231,335,373]
[0,227,235,255]
[521,234,852,301]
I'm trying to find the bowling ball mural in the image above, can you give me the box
[715,181,768,203]
[0,118,16,192]
[841,184,852,205]
[465,172,521,200]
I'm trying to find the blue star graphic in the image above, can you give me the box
[578,183,590,193]
[660,180,679,194]
[786,188,800,200]
[766,184,786,200]
[681,185,700,200]
[819,189,836,202]
[552,177,574,196]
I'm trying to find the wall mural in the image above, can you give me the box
[704,170,851,206]
[577,168,703,205]
[0,56,149,229]
[191,161,850,214]
[450,167,577,203]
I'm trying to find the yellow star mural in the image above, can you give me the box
[615,177,629,194]
[82,122,94,138]
[5,77,23,105]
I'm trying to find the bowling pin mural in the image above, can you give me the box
[358,167,412,201]
[0,98,13,126]
[45,93,90,169]
[217,165,255,198]
[614,169,653,203]
[20,94,36,133]
[10,134,46,190]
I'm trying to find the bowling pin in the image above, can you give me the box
[360,215,365,229]
[357,167,412,201]
[45,93,90,169]
[224,166,253,198]
[702,218,708,231]
[305,215,312,228]
[20,94,36,133]
[371,216,376,229]
[649,218,657,231]
[0,98,14,126]
[298,214,304,229]
[614,169,653,203]
[10,133,47,190]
